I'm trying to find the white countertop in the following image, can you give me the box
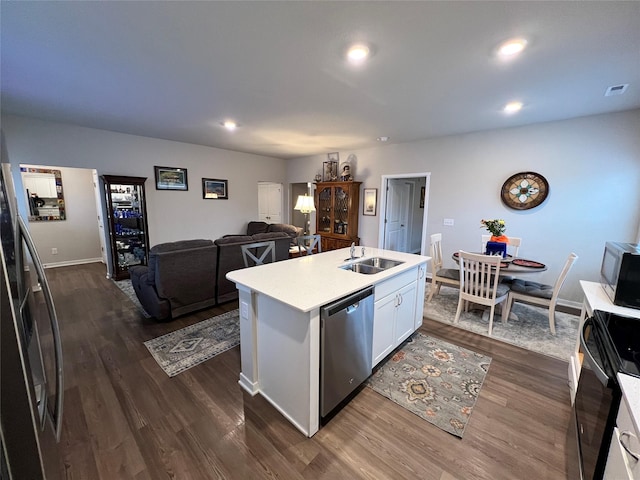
[618,373,640,434]
[226,247,430,313]
[580,280,640,319]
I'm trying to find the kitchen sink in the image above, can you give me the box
[357,257,404,269]
[340,257,405,275]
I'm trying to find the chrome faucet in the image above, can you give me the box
[350,242,356,260]
[361,246,365,258]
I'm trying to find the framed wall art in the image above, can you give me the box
[363,188,377,216]
[154,166,188,191]
[202,178,228,199]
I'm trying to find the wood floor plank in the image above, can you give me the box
[46,263,576,479]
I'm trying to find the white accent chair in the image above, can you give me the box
[241,241,276,267]
[295,235,322,256]
[502,252,578,335]
[482,234,522,257]
[427,233,460,302]
[454,251,511,336]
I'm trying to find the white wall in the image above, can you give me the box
[17,164,102,267]
[287,110,640,303]
[2,115,288,246]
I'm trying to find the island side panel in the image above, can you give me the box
[238,285,259,394]
[256,294,320,437]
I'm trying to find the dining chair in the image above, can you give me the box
[241,241,276,267]
[427,233,460,302]
[481,234,522,257]
[502,252,578,335]
[295,234,322,256]
[454,250,511,336]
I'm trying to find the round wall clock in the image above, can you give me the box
[500,171,549,210]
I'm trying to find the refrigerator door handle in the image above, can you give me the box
[16,216,64,440]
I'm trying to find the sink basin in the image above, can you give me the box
[357,257,405,269]
[340,257,405,274]
[341,263,383,275]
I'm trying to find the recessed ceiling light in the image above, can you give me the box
[347,43,370,63]
[222,120,238,131]
[377,136,390,142]
[503,101,523,114]
[496,38,528,58]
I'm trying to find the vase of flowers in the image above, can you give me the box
[481,219,509,243]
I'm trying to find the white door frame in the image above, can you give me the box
[378,172,431,255]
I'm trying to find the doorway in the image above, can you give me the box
[378,173,430,255]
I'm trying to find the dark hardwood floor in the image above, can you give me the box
[47,262,575,479]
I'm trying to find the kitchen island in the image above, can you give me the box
[227,247,429,437]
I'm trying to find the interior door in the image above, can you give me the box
[92,170,107,264]
[258,182,282,223]
[384,179,410,252]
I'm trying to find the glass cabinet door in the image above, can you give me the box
[102,176,149,280]
[317,186,332,233]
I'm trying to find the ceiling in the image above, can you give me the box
[2,1,639,160]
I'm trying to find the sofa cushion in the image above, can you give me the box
[214,235,254,245]
[267,223,303,240]
[247,221,269,236]
[251,232,290,241]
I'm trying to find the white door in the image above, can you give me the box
[384,179,410,252]
[92,170,108,264]
[258,182,282,223]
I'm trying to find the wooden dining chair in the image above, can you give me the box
[481,234,522,257]
[427,233,460,302]
[295,235,322,256]
[454,251,511,336]
[502,252,578,335]
[241,241,276,267]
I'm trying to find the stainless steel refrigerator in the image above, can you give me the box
[1,155,64,479]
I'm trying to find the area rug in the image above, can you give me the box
[144,309,240,377]
[424,285,579,361]
[367,333,491,438]
[113,279,151,318]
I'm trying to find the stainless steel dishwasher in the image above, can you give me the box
[320,286,374,420]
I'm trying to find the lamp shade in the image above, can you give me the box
[294,194,316,214]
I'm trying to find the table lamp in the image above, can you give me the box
[294,194,316,235]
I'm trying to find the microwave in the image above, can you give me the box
[600,241,640,310]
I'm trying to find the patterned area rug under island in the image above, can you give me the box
[367,333,491,438]
[144,309,240,377]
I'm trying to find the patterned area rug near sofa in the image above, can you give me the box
[144,309,240,377]
[114,279,151,318]
[367,333,491,438]
[424,285,579,362]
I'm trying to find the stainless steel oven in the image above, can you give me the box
[573,310,640,479]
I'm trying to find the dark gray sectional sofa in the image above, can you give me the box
[129,226,298,321]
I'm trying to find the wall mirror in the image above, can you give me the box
[20,166,66,221]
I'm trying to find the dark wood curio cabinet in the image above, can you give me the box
[101,175,149,280]
[314,181,361,252]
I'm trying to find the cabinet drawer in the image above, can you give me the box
[617,395,640,477]
[375,268,416,300]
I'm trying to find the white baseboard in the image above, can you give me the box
[43,258,103,269]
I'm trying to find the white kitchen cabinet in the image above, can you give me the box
[414,263,427,330]
[372,265,423,367]
[258,182,282,223]
[605,389,640,479]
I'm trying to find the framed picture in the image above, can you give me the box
[363,188,377,216]
[420,186,425,208]
[154,166,188,191]
[202,178,228,199]
[323,160,337,182]
[328,152,339,162]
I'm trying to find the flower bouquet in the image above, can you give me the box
[481,219,508,243]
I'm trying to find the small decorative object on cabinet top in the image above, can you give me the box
[481,218,508,243]
[339,161,353,181]
[323,160,337,182]
[501,171,549,210]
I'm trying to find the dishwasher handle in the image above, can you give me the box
[322,286,374,318]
